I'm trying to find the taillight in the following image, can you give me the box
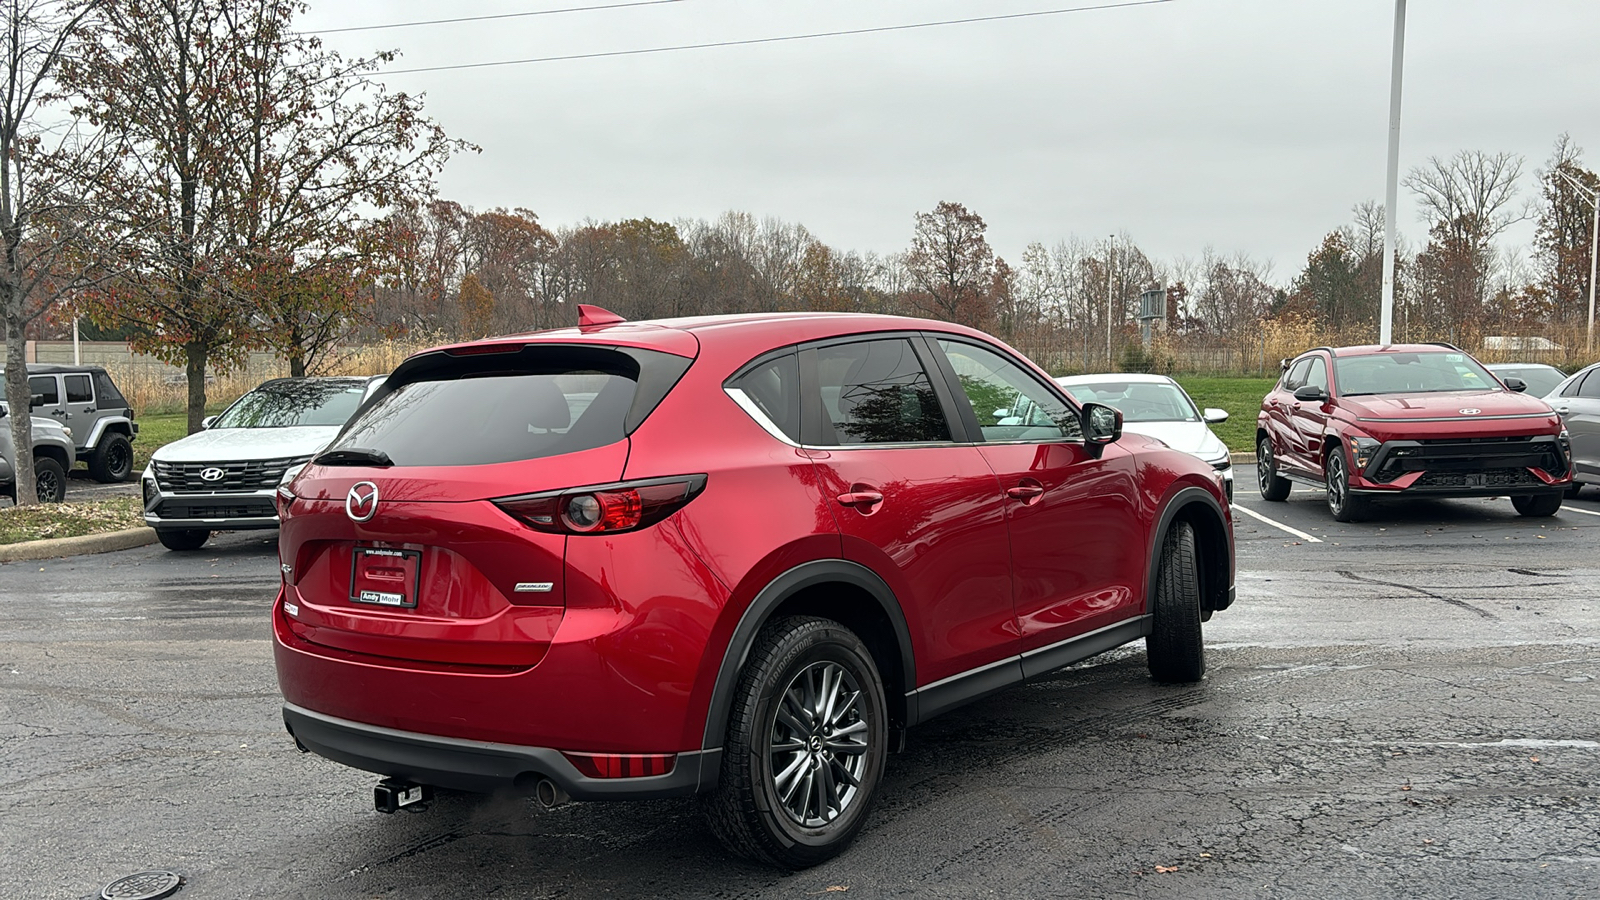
[562,751,677,778]
[494,474,707,535]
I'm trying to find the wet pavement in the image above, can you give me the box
[4,492,1600,899]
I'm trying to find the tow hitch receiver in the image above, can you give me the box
[374,778,433,814]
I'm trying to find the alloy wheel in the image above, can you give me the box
[1326,451,1346,514]
[768,660,870,827]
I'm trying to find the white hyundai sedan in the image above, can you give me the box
[1056,373,1235,501]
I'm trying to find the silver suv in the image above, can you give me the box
[0,403,77,503]
[141,377,372,550]
[21,365,139,482]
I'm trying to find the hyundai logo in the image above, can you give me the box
[346,481,379,522]
[1459,408,1482,415]
[199,466,225,482]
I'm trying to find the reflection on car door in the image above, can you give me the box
[930,338,1145,673]
[1289,355,1331,474]
[1264,359,1308,471]
[800,337,1017,687]
[1553,367,1600,479]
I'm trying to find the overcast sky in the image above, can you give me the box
[300,0,1600,281]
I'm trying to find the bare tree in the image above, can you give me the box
[0,0,118,506]
[903,201,996,327]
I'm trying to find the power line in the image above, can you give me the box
[314,0,686,36]
[378,0,1176,75]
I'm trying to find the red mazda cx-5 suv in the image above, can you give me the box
[1256,343,1571,521]
[273,308,1235,867]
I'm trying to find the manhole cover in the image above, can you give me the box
[100,870,182,900]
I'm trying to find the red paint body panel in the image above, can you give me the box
[273,312,1237,783]
[978,441,1146,650]
[808,446,1014,684]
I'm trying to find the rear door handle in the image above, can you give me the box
[836,490,884,509]
[1555,406,1570,414]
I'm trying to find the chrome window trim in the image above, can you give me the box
[725,387,801,447]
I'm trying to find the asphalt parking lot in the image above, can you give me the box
[5,487,1600,899]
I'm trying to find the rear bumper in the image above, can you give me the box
[282,702,720,800]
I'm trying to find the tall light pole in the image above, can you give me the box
[1555,168,1600,355]
[1106,234,1115,366]
[1379,0,1407,348]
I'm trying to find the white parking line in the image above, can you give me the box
[1561,505,1600,518]
[1230,503,1325,543]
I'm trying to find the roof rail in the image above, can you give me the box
[1422,341,1462,351]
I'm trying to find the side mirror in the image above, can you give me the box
[1293,385,1328,403]
[1203,407,1230,424]
[29,392,45,409]
[1280,358,1292,373]
[1082,401,1122,454]
[0,404,7,420]
[1503,376,1526,393]
[201,416,217,429]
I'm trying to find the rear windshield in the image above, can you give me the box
[1335,352,1498,396]
[214,380,367,428]
[326,345,686,467]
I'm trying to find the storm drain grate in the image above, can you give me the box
[100,870,183,900]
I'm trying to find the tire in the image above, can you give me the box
[157,528,210,551]
[1256,436,1290,501]
[703,616,888,869]
[1512,493,1563,517]
[1566,481,1584,500]
[1146,520,1205,683]
[88,432,134,483]
[1324,446,1369,523]
[33,456,66,503]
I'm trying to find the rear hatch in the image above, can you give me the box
[277,341,693,670]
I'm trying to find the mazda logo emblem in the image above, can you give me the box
[199,466,225,482]
[346,481,379,522]
[1459,408,1481,415]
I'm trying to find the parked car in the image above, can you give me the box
[1486,363,1566,398]
[15,364,139,482]
[1543,361,1600,497]
[0,403,76,503]
[273,309,1236,868]
[1256,343,1571,521]
[1057,373,1235,501]
[140,376,370,551]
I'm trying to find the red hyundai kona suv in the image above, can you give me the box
[1256,343,1571,521]
[273,309,1236,867]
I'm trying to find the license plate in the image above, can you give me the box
[349,546,421,608]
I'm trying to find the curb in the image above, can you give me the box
[0,527,159,563]
[1230,452,1257,465]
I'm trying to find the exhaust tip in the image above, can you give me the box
[534,778,569,809]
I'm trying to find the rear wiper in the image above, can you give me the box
[314,447,394,467]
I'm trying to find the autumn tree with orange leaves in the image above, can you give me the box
[64,0,464,431]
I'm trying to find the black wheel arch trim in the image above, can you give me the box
[1145,484,1234,616]
[701,558,917,752]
